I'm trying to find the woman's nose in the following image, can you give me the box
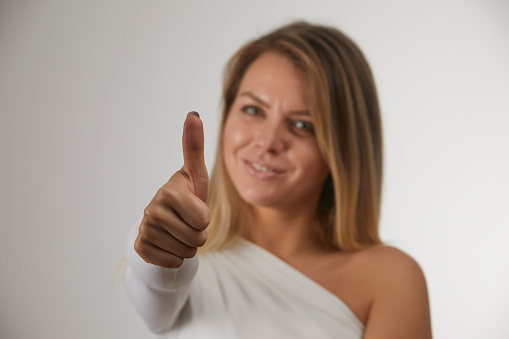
[254,122,287,154]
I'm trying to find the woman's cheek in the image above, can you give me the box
[224,118,251,152]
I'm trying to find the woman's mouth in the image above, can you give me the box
[243,160,285,179]
[250,162,274,173]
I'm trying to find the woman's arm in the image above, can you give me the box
[362,246,432,339]
[124,224,198,334]
[124,112,209,333]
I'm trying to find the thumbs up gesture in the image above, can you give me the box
[134,112,210,268]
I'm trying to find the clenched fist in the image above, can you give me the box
[134,112,210,268]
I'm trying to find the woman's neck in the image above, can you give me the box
[244,204,326,260]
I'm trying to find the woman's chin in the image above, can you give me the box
[238,191,285,210]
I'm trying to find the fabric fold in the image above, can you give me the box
[169,238,364,339]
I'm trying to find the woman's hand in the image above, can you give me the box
[134,112,210,268]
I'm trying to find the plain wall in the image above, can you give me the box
[1,0,508,338]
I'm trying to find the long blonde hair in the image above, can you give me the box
[204,21,383,252]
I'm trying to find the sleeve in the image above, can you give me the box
[123,224,198,334]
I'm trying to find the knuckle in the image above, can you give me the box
[134,239,150,260]
[157,187,177,205]
[144,206,165,226]
[140,223,157,240]
[195,209,211,230]
[143,206,154,220]
[193,230,208,247]
[143,207,158,224]
[136,220,152,242]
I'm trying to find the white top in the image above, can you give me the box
[124,226,364,338]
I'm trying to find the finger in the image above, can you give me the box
[165,217,208,248]
[181,111,209,202]
[139,225,198,259]
[144,205,208,248]
[135,240,184,268]
[156,184,210,230]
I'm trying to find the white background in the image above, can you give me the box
[1,0,508,338]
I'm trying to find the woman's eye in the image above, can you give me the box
[242,106,260,115]
[292,120,315,134]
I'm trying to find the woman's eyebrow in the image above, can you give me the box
[238,92,270,108]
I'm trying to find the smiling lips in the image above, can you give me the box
[251,162,274,173]
[244,160,285,178]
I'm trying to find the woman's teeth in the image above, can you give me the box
[251,162,272,173]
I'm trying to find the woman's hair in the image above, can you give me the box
[203,21,383,252]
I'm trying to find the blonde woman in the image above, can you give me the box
[124,21,432,338]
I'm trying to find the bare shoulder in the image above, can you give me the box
[350,245,432,339]
[354,244,425,281]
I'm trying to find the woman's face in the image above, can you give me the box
[223,52,330,211]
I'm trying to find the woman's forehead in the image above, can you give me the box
[236,52,310,110]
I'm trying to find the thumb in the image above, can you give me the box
[181,111,209,202]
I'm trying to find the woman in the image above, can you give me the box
[124,21,432,338]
